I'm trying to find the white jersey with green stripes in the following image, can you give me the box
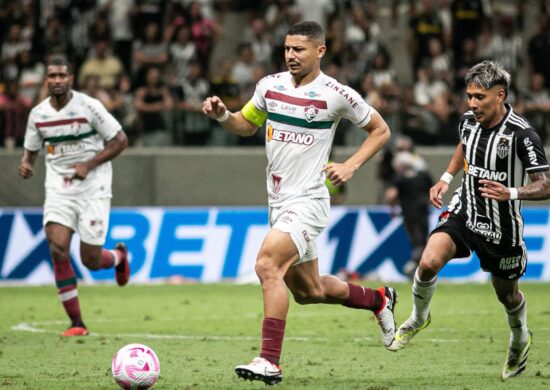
[24,90,121,199]
[251,71,373,206]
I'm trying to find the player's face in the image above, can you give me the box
[466,84,506,127]
[284,34,325,78]
[46,65,73,97]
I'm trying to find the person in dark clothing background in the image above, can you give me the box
[385,150,433,278]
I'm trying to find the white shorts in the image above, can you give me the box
[43,196,111,246]
[269,198,330,265]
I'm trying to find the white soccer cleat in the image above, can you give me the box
[502,331,532,380]
[235,357,282,385]
[375,286,398,348]
[388,315,431,351]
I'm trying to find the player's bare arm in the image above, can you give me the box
[324,110,390,187]
[430,143,464,208]
[19,149,39,179]
[202,96,258,136]
[72,130,128,180]
[480,171,550,201]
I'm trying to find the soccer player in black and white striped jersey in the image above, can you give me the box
[389,60,550,379]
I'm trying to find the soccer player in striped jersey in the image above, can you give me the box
[19,56,130,337]
[203,21,396,384]
[389,61,550,379]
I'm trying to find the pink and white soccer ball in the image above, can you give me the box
[112,343,160,389]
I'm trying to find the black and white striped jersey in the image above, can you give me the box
[448,104,549,246]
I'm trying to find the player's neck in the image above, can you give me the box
[49,91,73,111]
[483,103,508,129]
[292,69,321,88]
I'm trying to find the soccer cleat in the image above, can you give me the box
[115,243,130,286]
[61,326,89,337]
[235,357,282,385]
[502,331,532,380]
[388,314,431,351]
[374,286,398,348]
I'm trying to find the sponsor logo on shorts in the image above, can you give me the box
[499,255,521,270]
[272,174,282,194]
[302,230,310,243]
[436,211,450,227]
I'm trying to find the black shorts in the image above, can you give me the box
[431,211,527,280]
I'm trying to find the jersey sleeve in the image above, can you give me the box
[334,84,372,128]
[23,111,43,151]
[515,127,549,172]
[88,97,122,141]
[250,76,268,112]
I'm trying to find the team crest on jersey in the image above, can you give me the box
[304,105,319,122]
[71,121,81,134]
[272,174,282,194]
[497,138,509,159]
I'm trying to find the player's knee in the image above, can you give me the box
[48,241,69,262]
[495,289,516,306]
[255,254,277,281]
[418,253,443,278]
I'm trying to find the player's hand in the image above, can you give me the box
[202,96,227,120]
[19,161,34,179]
[479,179,510,201]
[71,162,90,180]
[323,162,354,187]
[430,181,449,209]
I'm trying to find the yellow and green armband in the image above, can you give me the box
[241,100,267,127]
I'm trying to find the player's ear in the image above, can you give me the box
[318,44,326,59]
[497,88,506,102]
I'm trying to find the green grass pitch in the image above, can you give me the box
[1,282,549,389]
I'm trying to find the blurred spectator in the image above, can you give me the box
[480,15,522,78]
[528,14,550,90]
[407,66,451,144]
[0,80,29,150]
[522,73,550,144]
[100,0,134,74]
[1,24,32,81]
[385,150,433,278]
[173,61,211,146]
[243,18,273,69]
[168,25,197,86]
[134,66,174,146]
[424,37,452,85]
[80,74,120,113]
[209,57,241,145]
[231,42,257,89]
[112,73,138,142]
[188,0,221,75]
[42,16,69,58]
[16,49,45,107]
[294,0,334,30]
[453,37,480,92]
[450,0,490,60]
[134,0,165,33]
[78,39,124,90]
[408,0,445,77]
[132,21,169,86]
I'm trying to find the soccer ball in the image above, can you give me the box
[112,343,160,389]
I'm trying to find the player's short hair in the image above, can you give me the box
[47,56,73,74]
[287,21,325,44]
[465,60,511,97]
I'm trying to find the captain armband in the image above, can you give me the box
[241,100,267,127]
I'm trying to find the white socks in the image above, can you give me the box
[411,268,437,324]
[506,292,529,348]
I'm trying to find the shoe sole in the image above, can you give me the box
[235,368,282,385]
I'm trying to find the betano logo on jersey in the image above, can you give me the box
[266,124,314,145]
[465,163,508,181]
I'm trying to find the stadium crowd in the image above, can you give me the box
[1,0,550,149]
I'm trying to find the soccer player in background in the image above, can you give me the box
[389,60,550,379]
[19,56,130,336]
[203,21,396,385]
